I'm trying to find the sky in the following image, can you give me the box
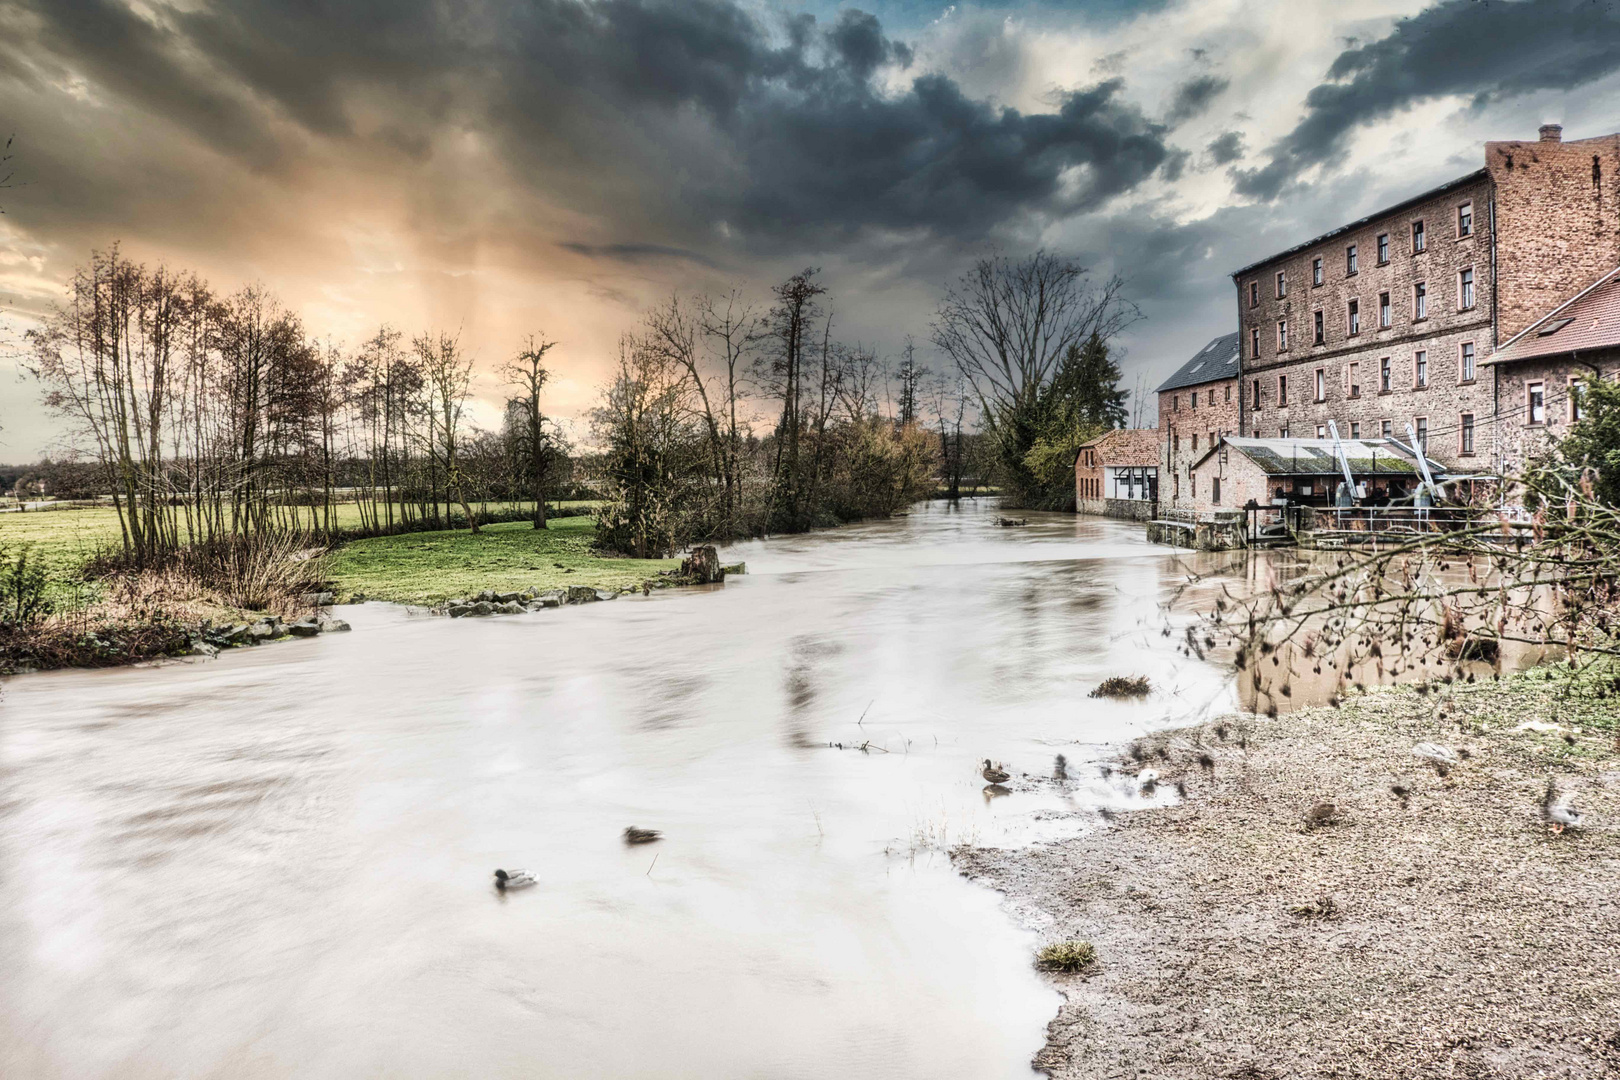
[2,0,1619,459]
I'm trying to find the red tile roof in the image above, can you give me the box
[1487,266,1620,366]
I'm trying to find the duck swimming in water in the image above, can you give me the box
[623,826,662,845]
[981,759,1011,784]
[493,868,536,890]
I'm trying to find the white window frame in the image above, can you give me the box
[1414,350,1428,389]
[1459,266,1475,310]
[1460,342,1475,383]
[1460,413,1475,455]
[1413,219,1426,253]
[1458,201,1473,238]
[1414,282,1427,320]
[1527,381,1545,425]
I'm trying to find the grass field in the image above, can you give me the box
[327,516,679,603]
[0,501,662,609]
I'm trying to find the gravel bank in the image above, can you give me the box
[958,676,1620,1079]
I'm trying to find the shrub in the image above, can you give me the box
[0,544,52,626]
[1090,675,1152,699]
[1036,940,1097,972]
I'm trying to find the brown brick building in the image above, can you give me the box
[1074,428,1160,519]
[1230,124,1620,474]
[1155,332,1241,511]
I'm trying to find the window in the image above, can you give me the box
[1207,430,1214,449]
[1192,433,1198,451]
[1251,327,1261,358]
[1191,390,1198,409]
[1414,281,1427,320]
[1276,271,1286,299]
[1173,433,1180,452]
[1315,367,1326,402]
[1313,310,1324,345]
[1346,244,1358,275]
[1527,381,1545,424]
[1278,374,1288,406]
[1377,233,1389,263]
[1458,202,1473,237]
[1379,291,1391,328]
[1312,257,1324,286]
[1414,351,1428,388]
[1460,342,1475,382]
[1249,281,1259,307]
[1380,357,1392,393]
[1350,421,1361,439]
[1461,414,1475,455]
[1347,299,1360,335]
[1459,267,1475,309]
[1571,377,1586,422]
[1416,416,1429,450]
[1413,219,1426,253]
[1252,379,1261,409]
[1279,425,1289,438]
[1347,362,1361,398]
[1381,419,1392,438]
[1173,394,1180,412]
[1277,320,1289,350]
[1225,384,1232,403]
[1211,477,1220,505]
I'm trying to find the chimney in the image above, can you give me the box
[1539,123,1563,143]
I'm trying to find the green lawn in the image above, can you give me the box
[326,515,679,603]
[0,502,655,609]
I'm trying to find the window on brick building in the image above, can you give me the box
[1316,423,1326,438]
[1192,433,1198,451]
[1276,271,1286,299]
[1192,390,1198,409]
[1315,367,1326,402]
[1208,430,1214,449]
[1225,384,1232,403]
[1377,233,1389,263]
[1459,267,1475,309]
[1461,414,1475,455]
[1414,282,1427,320]
[1173,433,1180,451]
[1313,310,1324,345]
[1347,362,1360,398]
[1413,219,1426,253]
[1312,257,1324,286]
[1458,202,1473,237]
[1249,280,1259,307]
[1277,320,1288,350]
[1346,244,1358,275]
[1172,394,1179,413]
[1279,425,1289,438]
[1415,351,1428,388]
[1416,416,1429,450]
[1252,379,1261,409]
[1527,382,1545,424]
[1380,357,1392,393]
[1278,374,1288,405]
[1381,419,1392,438]
[1351,421,1362,439]
[1461,342,1475,382]
[1347,299,1360,335]
[1571,376,1586,422]
[1379,292,1391,328]
[1212,477,1220,505]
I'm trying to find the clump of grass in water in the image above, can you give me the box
[1036,940,1097,973]
[1090,675,1151,699]
[1286,895,1340,920]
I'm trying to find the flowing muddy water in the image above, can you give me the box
[2,502,1297,1079]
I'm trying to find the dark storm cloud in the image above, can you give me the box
[4,0,1173,247]
[1233,0,1620,201]
[1205,131,1245,166]
[1164,74,1227,125]
[557,242,722,268]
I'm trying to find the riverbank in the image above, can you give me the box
[958,671,1620,1079]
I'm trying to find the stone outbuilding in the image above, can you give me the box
[1156,332,1242,512]
[1186,436,1421,520]
[1074,428,1160,519]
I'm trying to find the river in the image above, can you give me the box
[1,501,1249,1079]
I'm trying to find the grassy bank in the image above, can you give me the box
[958,669,1620,1079]
[327,515,679,604]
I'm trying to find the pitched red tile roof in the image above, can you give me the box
[1487,266,1620,366]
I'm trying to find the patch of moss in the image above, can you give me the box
[1036,940,1097,972]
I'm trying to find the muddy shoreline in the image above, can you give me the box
[959,676,1620,1079]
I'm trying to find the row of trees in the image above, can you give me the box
[29,246,568,566]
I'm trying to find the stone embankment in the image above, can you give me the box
[441,585,622,617]
[187,611,352,657]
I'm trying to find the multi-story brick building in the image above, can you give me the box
[1074,428,1160,519]
[1155,332,1240,511]
[1231,124,1620,473]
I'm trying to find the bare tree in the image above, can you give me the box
[499,333,556,529]
[415,331,479,534]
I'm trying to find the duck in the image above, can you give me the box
[623,826,662,845]
[981,759,1011,784]
[493,868,536,890]
[1541,779,1583,834]
[1304,801,1339,828]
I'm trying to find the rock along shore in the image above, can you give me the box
[956,677,1620,1079]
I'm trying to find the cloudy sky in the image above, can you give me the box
[2,0,1618,458]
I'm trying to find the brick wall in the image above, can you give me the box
[1234,173,1495,468]
[1075,428,1160,516]
[1488,128,1620,340]
[1492,348,1620,475]
[1158,377,1240,510]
